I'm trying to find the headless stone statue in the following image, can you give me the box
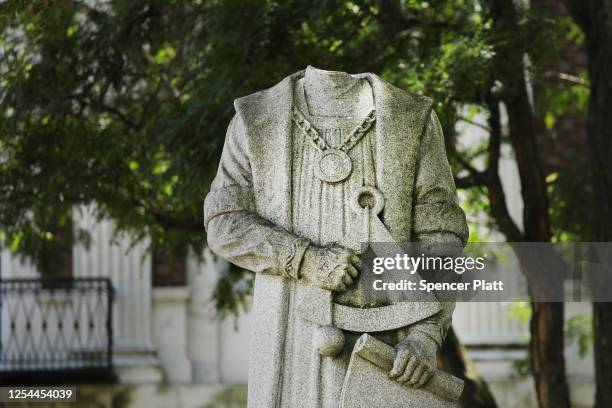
[204,66,468,407]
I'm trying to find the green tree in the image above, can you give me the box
[557,2,612,407]
[0,1,584,406]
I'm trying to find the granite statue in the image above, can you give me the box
[204,66,468,407]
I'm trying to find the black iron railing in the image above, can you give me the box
[0,278,114,383]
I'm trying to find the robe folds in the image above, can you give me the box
[204,70,468,407]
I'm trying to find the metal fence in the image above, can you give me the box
[0,278,114,383]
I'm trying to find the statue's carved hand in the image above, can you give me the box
[389,337,437,388]
[300,246,360,292]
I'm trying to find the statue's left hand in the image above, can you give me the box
[389,337,437,387]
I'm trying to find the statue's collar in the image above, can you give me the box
[233,69,402,127]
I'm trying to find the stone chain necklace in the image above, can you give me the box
[292,108,376,183]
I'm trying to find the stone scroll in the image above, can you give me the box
[340,334,464,408]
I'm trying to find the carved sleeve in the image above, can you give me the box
[406,109,469,347]
[204,114,310,279]
[413,110,468,244]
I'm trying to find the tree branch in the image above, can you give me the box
[149,209,202,232]
[134,198,202,231]
[457,115,492,132]
[450,149,487,180]
[455,175,486,189]
[558,72,589,87]
[378,0,464,31]
[99,103,140,131]
[484,97,523,242]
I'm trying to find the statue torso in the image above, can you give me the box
[291,68,378,307]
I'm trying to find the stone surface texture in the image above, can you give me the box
[204,66,468,407]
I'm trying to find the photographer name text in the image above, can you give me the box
[372,279,504,292]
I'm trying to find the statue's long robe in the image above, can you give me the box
[204,70,468,407]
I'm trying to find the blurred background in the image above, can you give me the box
[1,1,610,407]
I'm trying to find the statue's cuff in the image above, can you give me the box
[413,202,469,244]
[403,321,443,350]
[278,237,310,280]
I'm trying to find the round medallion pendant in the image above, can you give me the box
[316,149,353,183]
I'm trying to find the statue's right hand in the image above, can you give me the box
[300,246,361,292]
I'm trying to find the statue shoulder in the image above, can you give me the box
[371,74,433,112]
[233,71,302,126]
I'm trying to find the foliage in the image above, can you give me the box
[0,0,581,313]
[508,302,532,379]
[565,314,593,358]
[532,16,592,242]
[212,261,254,318]
[509,304,593,377]
[509,301,532,325]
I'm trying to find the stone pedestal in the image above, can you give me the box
[152,286,192,383]
[186,249,222,384]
